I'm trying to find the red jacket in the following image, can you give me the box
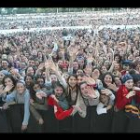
[47,96,73,120]
[115,85,140,110]
[115,85,132,110]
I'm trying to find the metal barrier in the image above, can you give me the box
[1,104,140,133]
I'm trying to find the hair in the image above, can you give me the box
[35,75,45,83]
[67,74,77,86]
[100,72,115,88]
[54,83,66,96]
[114,54,122,63]
[24,74,34,85]
[2,75,17,92]
[131,74,140,84]
[25,66,35,75]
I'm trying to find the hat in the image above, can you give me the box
[121,74,133,84]
[0,70,10,76]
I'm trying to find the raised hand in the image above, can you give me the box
[101,89,112,96]
[126,91,136,99]
[86,86,97,98]
[84,76,96,85]
[36,91,47,99]
[38,63,45,70]
[107,83,117,91]
[4,84,14,93]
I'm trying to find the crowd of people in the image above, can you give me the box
[1,10,140,133]
[0,9,140,30]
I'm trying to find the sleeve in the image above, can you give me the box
[96,103,107,115]
[22,92,30,126]
[109,92,115,101]
[95,90,100,99]
[2,91,16,102]
[115,87,130,110]
[97,80,104,90]
[30,105,42,121]
[58,77,68,89]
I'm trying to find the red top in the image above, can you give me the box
[115,85,140,110]
[115,85,132,110]
[47,96,73,120]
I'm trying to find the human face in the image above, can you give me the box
[80,83,89,96]
[16,83,25,94]
[104,74,112,85]
[114,63,120,71]
[4,77,13,86]
[100,94,109,105]
[50,75,57,83]
[27,67,34,76]
[68,76,77,88]
[28,60,35,67]
[37,78,44,86]
[76,70,83,75]
[114,77,122,87]
[33,84,40,92]
[8,56,13,63]
[84,67,92,76]
[77,76,84,85]
[20,62,26,70]
[38,52,42,58]
[2,61,9,69]
[92,69,100,79]
[55,86,63,96]
[101,66,107,74]
[125,79,134,90]
[25,76,33,85]
[73,62,79,70]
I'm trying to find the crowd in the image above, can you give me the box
[1,10,140,133]
[0,9,140,30]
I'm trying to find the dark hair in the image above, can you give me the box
[100,72,115,88]
[54,83,65,93]
[25,66,35,75]
[131,74,140,84]
[35,76,45,84]
[2,75,17,92]
[24,74,34,83]
[114,54,122,63]
[67,74,77,86]
[79,81,87,88]
[1,59,10,67]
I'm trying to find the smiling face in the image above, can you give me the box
[68,76,77,88]
[4,77,13,86]
[50,74,57,83]
[55,86,63,96]
[27,67,34,76]
[16,83,25,94]
[125,79,134,90]
[104,74,112,85]
[2,61,9,69]
[25,76,33,86]
[80,83,89,96]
